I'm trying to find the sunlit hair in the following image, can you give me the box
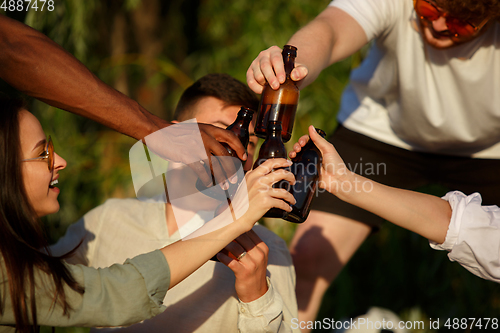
[435,0,500,22]
[173,73,259,121]
[0,95,84,333]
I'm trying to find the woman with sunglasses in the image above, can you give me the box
[0,96,296,333]
[247,0,500,328]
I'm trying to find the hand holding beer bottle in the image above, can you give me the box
[196,107,255,200]
[254,45,299,142]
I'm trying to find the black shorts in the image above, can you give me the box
[311,125,500,229]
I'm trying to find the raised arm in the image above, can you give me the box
[290,126,451,244]
[0,15,246,182]
[246,6,367,93]
[0,14,166,139]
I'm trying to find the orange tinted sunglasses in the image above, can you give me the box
[22,135,55,173]
[414,0,489,38]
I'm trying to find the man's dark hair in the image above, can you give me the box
[437,0,500,21]
[174,73,259,121]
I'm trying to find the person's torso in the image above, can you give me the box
[83,199,296,333]
[332,0,500,157]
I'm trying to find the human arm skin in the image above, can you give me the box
[246,6,367,93]
[0,15,246,183]
[290,126,452,244]
[0,14,166,139]
[161,158,296,288]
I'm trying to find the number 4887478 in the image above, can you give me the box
[444,318,499,330]
[0,0,55,12]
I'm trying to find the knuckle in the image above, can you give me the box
[261,196,271,208]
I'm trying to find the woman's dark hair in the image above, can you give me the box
[0,95,84,333]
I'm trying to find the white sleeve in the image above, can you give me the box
[237,277,291,333]
[429,191,500,283]
[328,0,402,41]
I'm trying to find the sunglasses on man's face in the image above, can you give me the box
[414,0,489,39]
[22,135,55,173]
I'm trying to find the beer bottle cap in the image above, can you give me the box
[315,128,326,138]
[239,106,255,117]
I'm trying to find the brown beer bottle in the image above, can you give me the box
[255,45,299,142]
[196,107,255,199]
[220,106,254,158]
[284,128,326,223]
[253,121,290,219]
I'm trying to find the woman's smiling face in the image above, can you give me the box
[19,110,66,217]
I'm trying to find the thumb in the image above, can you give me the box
[308,126,344,175]
[308,125,332,154]
[291,65,308,82]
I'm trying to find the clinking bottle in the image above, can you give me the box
[253,121,290,219]
[220,106,254,159]
[284,128,326,223]
[196,106,255,199]
[255,45,299,143]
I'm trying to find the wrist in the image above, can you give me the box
[334,172,371,203]
[237,214,257,234]
[237,276,269,303]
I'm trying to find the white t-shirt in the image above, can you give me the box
[330,0,500,158]
[431,191,500,283]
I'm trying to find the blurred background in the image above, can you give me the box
[1,1,499,332]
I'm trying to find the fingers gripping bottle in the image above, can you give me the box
[255,45,299,143]
[253,121,290,219]
[220,106,254,159]
[196,107,255,199]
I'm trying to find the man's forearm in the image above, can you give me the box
[0,15,169,140]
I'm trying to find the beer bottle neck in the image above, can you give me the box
[283,53,295,77]
[229,108,254,130]
[282,45,297,77]
[267,129,282,141]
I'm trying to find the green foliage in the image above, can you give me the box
[316,220,500,332]
[2,0,499,332]
[25,0,100,63]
